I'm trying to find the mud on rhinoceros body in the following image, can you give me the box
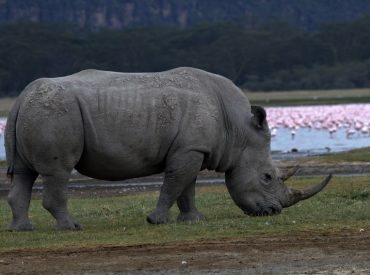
[5,67,332,231]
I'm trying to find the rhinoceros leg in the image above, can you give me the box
[176,180,206,222]
[8,170,38,231]
[147,151,203,224]
[42,173,82,230]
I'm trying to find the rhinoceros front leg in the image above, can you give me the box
[8,171,38,231]
[177,180,206,222]
[42,173,82,230]
[147,151,203,224]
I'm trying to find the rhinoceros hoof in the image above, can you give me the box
[56,220,83,231]
[177,211,206,222]
[8,221,34,231]
[146,210,171,224]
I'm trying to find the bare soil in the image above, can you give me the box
[1,230,369,274]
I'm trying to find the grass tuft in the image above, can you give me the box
[346,189,370,200]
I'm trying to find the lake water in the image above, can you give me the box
[271,127,369,153]
[267,103,370,158]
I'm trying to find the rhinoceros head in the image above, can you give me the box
[225,106,332,216]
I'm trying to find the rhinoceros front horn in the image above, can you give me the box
[282,174,332,207]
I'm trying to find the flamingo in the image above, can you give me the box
[271,128,277,137]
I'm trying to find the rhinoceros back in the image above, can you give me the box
[68,68,226,179]
[72,70,198,179]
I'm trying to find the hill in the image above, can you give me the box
[1,0,370,30]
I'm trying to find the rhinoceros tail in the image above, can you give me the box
[5,98,21,180]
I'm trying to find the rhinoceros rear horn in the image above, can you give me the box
[283,174,332,207]
[280,165,300,181]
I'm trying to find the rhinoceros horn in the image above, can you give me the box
[280,165,300,181]
[282,174,332,207]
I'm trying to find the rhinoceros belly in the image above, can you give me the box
[73,87,182,180]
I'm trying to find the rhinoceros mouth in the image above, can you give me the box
[243,205,282,216]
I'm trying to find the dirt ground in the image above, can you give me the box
[0,230,369,274]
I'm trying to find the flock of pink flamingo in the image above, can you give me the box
[265,104,370,138]
[0,104,369,139]
[0,119,6,136]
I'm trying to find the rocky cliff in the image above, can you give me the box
[1,0,370,30]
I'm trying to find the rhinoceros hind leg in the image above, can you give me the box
[42,173,82,230]
[176,180,206,222]
[147,151,203,224]
[8,171,38,231]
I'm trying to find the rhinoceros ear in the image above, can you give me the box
[251,105,267,129]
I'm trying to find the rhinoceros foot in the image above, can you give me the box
[8,221,34,231]
[146,210,171,224]
[177,211,206,222]
[56,219,83,231]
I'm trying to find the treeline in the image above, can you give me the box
[1,17,370,96]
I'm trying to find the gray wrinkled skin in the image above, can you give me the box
[5,67,331,231]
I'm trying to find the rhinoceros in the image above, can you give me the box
[5,67,331,231]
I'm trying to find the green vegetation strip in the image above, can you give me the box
[247,88,370,106]
[0,97,15,117]
[304,147,370,163]
[1,175,369,252]
[250,96,370,107]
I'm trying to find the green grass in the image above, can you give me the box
[0,97,15,117]
[304,147,370,163]
[247,88,370,106]
[250,96,370,106]
[1,175,369,252]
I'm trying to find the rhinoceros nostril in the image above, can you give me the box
[264,173,272,181]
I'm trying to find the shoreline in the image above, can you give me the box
[0,161,369,197]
